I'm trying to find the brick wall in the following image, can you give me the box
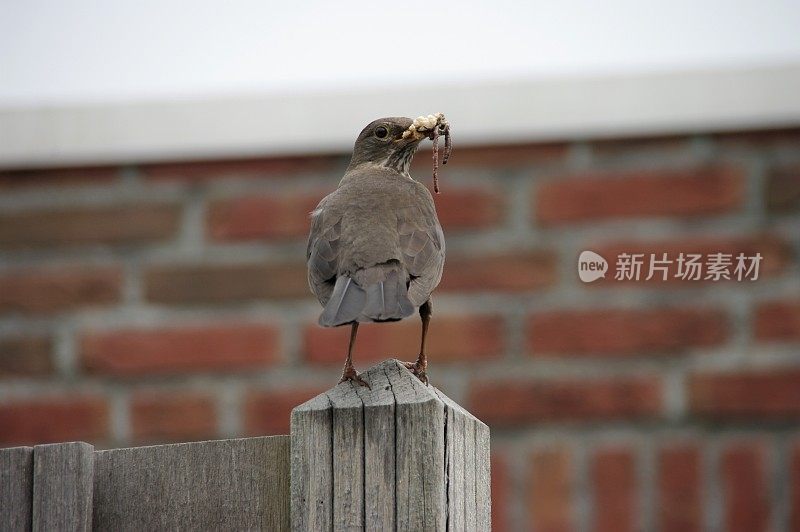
[1,129,799,530]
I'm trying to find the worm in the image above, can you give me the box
[432,126,440,194]
[443,125,452,165]
[430,121,451,195]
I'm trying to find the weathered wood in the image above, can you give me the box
[291,394,333,531]
[32,441,94,532]
[441,392,465,530]
[328,380,365,530]
[92,435,289,531]
[291,359,491,531]
[354,364,396,529]
[0,446,33,531]
[435,388,491,532]
[475,418,492,531]
[391,362,446,531]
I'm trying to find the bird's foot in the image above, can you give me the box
[339,366,371,389]
[402,358,428,385]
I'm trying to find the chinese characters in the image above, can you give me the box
[613,252,762,281]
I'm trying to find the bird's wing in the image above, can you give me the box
[307,197,341,306]
[397,202,445,307]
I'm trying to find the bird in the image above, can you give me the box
[306,115,449,387]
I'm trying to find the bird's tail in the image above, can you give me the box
[318,261,415,327]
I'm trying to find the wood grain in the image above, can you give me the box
[32,441,94,532]
[435,388,491,532]
[327,380,365,530]
[0,446,33,531]
[290,359,491,531]
[354,364,396,530]
[291,393,333,531]
[93,436,289,531]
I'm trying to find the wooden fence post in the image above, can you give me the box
[0,446,34,531]
[32,442,94,532]
[290,359,491,531]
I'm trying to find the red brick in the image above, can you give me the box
[530,446,574,532]
[0,266,123,315]
[467,376,662,427]
[0,335,53,377]
[244,387,327,436]
[591,446,637,532]
[433,187,506,230]
[491,451,511,532]
[689,370,800,420]
[439,251,557,293]
[766,165,800,214]
[713,127,800,151]
[589,235,790,286]
[721,442,770,532]
[0,395,109,445]
[589,135,690,158]
[536,166,744,225]
[0,204,181,248]
[754,301,800,343]
[207,192,324,241]
[411,142,568,174]
[144,262,310,305]
[81,323,279,376]
[657,444,703,532]
[141,155,342,181]
[0,165,118,188]
[145,257,556,307]
[791,443,800,532]
[131,390,218,442]
[303,315,504,365]
[208,185,505,241]
[527,308,727,357]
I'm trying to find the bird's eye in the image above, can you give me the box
[374,126,389,139]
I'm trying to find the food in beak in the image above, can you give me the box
[402,113,452,194]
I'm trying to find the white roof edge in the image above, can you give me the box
[1,63,799,170]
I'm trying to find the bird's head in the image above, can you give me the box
[347,115,449,176]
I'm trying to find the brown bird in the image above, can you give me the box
[306,115,449,386]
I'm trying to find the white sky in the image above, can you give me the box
[1,0,799,108]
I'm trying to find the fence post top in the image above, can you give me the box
[291,359,485,426]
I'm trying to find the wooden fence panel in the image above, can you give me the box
[0,446,34,531]
[92,435,290,531]
[32,442,94,532]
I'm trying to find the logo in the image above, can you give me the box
[577,251,762,283]
[578,250,608,283]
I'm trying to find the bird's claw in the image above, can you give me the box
[402,359,428,385]
[339,366,371,389]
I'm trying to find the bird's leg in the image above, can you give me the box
[404,299,432,385]
[339,322,370,388]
